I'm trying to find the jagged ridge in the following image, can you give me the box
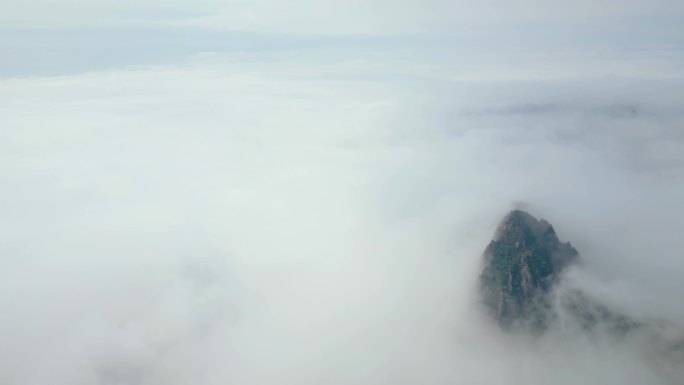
[479,210,578,330]
[478,209,684,373]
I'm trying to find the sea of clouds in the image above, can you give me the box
[2,1,684,382]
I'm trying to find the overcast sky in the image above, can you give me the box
[2,1,684,384]
[2,0,684,76]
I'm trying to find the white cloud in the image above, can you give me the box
[1,23,684,385]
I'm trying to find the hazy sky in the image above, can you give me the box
[2,1,684,384]
[2,0,684,76]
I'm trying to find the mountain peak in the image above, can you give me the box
[494,209,555,241]
[480,210,578,330]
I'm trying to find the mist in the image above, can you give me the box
[2,1,684,384]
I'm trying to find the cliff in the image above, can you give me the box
[479,210,578,330]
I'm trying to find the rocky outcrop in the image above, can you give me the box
[478,209,684,376]
[479,210,578,330]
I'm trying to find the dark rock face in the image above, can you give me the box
[479,210,684,372]
[479,210,578,330]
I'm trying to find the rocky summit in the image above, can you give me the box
[478,209,684,369]
[479,210,579,330]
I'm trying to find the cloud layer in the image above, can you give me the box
[2,3,684,382]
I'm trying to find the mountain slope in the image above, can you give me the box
[479,210,578,330]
